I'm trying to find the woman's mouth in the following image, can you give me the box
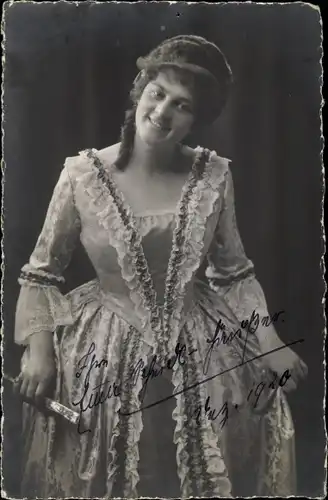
[148,117,170,132]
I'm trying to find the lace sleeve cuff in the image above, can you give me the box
[214,274,270,321]
[14,282,74,345]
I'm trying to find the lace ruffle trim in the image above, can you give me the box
[172,319,232,498]
[19,266,65,286]
[15,282,74,343]
[214,274,271,326]
[163,149,230,356]
[121,329,144,497]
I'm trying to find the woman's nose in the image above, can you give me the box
[154,99,172,121]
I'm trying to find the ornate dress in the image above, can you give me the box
[15,146,296,498]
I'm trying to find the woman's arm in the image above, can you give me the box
[204,165,307,389]
[205,165,277,345]
[14,161,81,347]
[13,160,81,399]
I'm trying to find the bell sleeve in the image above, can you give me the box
[14,161,81,345]
[205,165,276,340]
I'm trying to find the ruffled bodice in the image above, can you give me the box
[16,145,246,351]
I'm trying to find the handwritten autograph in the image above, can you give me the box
[71,340,191,434]
[129,342,195,402]
[203,309,285,375]
[72,342,121,434]
[71,309,302,432]
[118,337,303,417]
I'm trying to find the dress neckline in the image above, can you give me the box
[134,209,176,218]
[98,143,202,222]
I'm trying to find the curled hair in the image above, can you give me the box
[114,69,156,171]
[114,106,137,171]
[114,67,214,170]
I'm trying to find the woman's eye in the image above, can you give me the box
[149,88,163,99]
[177,102,193,113]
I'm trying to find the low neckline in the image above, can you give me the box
[134,209,176,218]
[98,144,202,222]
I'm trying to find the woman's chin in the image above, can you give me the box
[138,131,173,148]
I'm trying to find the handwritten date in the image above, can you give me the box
[192,369,291,428]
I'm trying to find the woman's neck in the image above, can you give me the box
[129,135,182,176]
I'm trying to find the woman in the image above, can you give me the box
[14,35,307,498]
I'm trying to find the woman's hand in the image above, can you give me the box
[259,334,308,392]
[14,332,56,402]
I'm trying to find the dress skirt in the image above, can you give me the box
[20,279,297,499]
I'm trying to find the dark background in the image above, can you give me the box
[2,1,325,497]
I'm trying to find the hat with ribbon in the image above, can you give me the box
[136,35,233,123]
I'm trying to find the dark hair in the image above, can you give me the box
[114,67,214,171]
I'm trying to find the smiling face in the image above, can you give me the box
[135,69,196,148]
